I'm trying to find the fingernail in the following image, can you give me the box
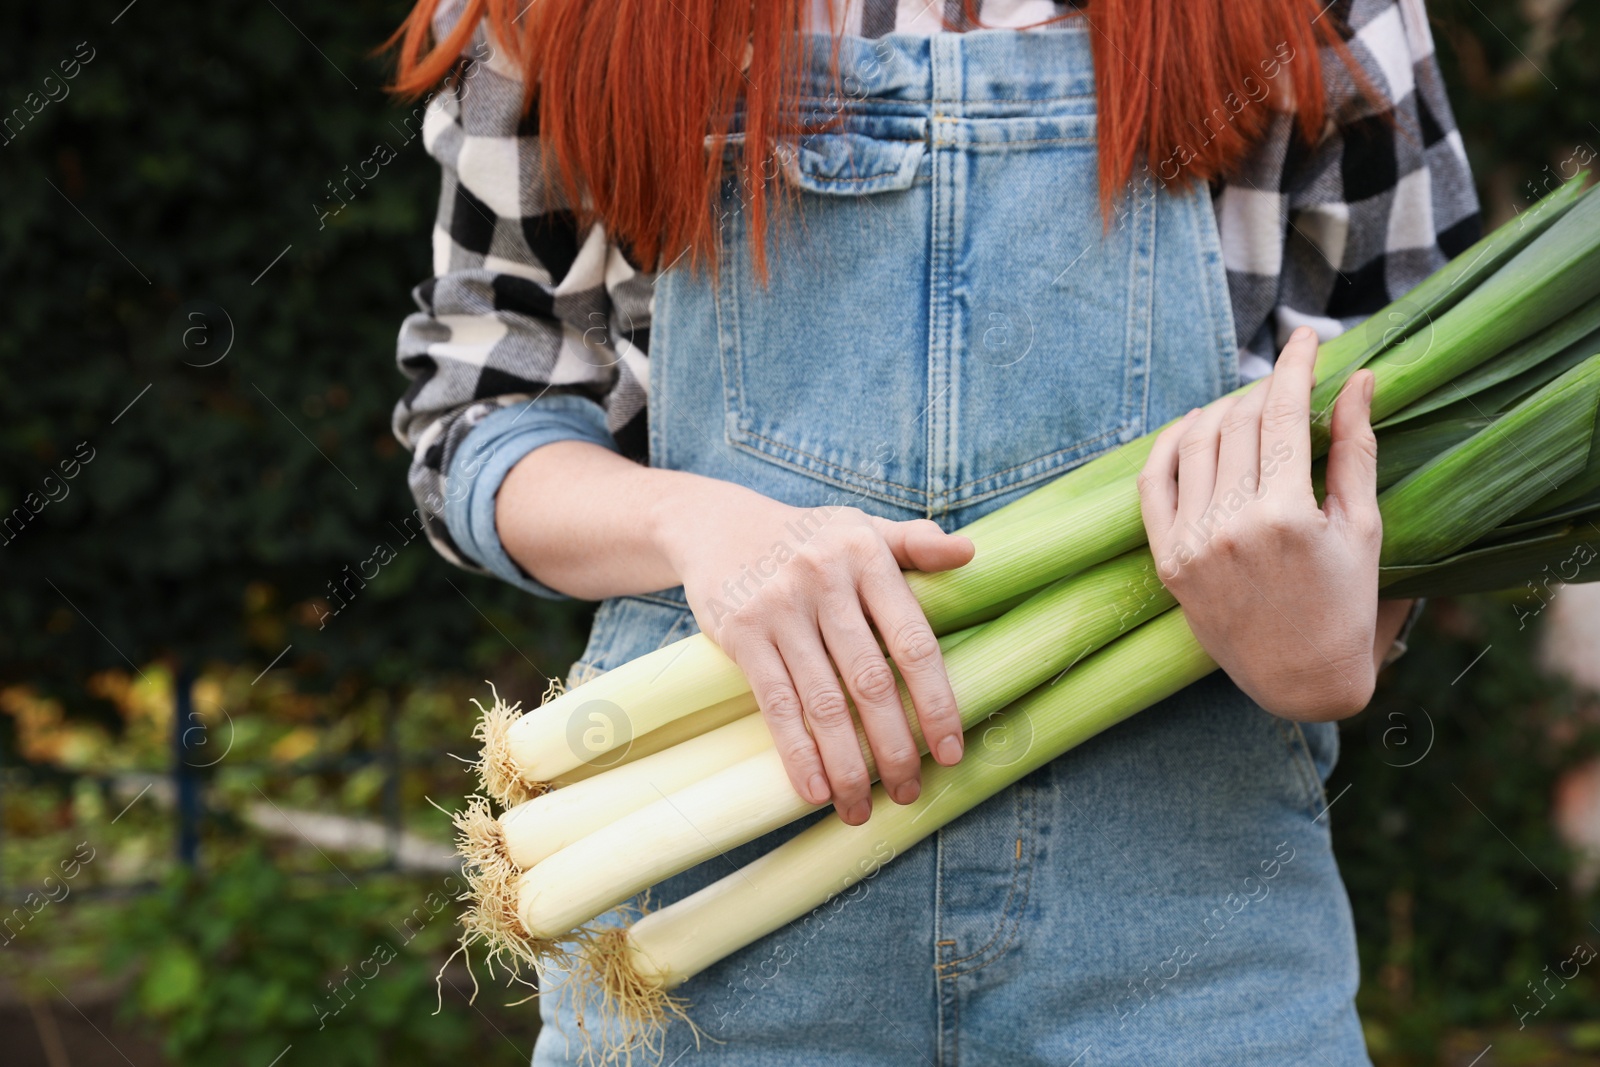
[846,800,872,825]
[1363,372,1375,404]
[1292,326,1315,342]
[894,779,921,805]
[937,734,964,764]
[808,775,830,804]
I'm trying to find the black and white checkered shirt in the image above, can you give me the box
[394,0,1480,580]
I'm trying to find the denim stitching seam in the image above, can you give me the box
[938,786,1035,978]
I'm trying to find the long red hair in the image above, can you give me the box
[388,1,1342,272]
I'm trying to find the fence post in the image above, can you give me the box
[174,662,201,868]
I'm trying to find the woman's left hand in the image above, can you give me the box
[1137,326,1392,722]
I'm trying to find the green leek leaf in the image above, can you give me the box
[1378,353,1600,565]
[1310,175,1591,420]
[1380,521,1600,599]
[1315,180,1600,444]
[1376,303,1600,428]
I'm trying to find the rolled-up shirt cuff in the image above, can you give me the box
[443,394,619,599]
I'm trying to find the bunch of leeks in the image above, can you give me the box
[454,176,1600,1047]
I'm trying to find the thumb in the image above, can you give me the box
[1324,370,1380,527]
[870,516,976,573]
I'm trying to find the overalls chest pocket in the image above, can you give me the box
[708,104,1179,524]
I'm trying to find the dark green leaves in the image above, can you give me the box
[1379,354,1600,566]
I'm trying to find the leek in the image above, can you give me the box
[500,624,994,866]
[450,178,1600,1042]
[615,609,1213,992]
[575,348,1600,1024]
[514,550,1173,939]
[486,181,1600,794]
[525,347,1600,943]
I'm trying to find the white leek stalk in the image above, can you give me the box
[501,713,773,868]
[615,609,1212,990]
[544,691,757,787]
[516,550,1173,939]
[506,637,750,784]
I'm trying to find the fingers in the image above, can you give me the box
[1138,409,1199,559]
[856,559,966,768]
[777,633,876,826]
[735,638,832,807]
[1260,327,1318,500]
[698,507,974,827]
[1173,397,1236,534]
[872,516,975,573]
[1324,370,1381,533]
[1214,378,1269,503]
[817,598,924,806]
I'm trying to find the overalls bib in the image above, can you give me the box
[534,25,1370,1067]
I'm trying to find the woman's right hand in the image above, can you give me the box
[651,477,976,826]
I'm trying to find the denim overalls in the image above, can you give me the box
[533,26,1370,1067]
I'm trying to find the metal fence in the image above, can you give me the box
[0,666,462,903]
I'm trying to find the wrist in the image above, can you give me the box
[644,470,751,578]
[1210,624,1376,723]
[1252,651,1377,723]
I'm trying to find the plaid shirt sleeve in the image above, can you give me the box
[1214,0,1481,380]
[394,0,1482,591]
[390,16,653,582]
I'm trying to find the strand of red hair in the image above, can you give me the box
[387,0,1349,272]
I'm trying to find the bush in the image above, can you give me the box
[0,1,587,717]
[1336,595,1600,1057]
[107,848,536,1066]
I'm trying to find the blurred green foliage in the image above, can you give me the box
[0,4,568,1060]
[0,1,588,719]
[1431,0,1599,224]
[1,0,1598,1064]
[103,848,533,1066]
[1339,596,1600,1061]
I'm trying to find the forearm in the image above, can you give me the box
[495,439,740,600]
[511,441,1414,679]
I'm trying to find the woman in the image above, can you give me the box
[390,0,1478,1062]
